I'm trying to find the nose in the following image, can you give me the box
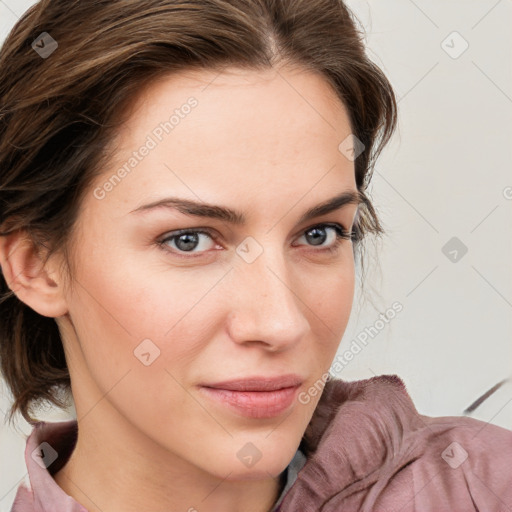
[225,245,310,352]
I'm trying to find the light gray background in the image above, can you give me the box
[1,0,511,509]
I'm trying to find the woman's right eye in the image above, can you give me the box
[158,229,218,257]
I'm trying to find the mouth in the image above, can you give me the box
[198,374,303,419]
[198,385,301,419]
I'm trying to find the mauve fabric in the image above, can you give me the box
[10,374,512,512]
[10,420,85,512]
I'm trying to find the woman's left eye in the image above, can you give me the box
[294,223,354,252]
[157,223,354,258]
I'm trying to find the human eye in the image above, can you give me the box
[156,223,355,260]
[157,228,220,258]
[294,222,355,254]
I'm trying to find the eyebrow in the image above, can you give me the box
[129,189,364,225]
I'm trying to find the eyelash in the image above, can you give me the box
[157,223,356,259]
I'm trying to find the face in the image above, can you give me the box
[56,65,359,481]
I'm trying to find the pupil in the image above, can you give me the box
[176,233,198,251]
[307,227,326,246]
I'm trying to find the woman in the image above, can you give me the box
[0,0,510,511]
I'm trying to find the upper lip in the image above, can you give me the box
[201,374,304,392]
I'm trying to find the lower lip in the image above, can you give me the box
[199,385,300,419]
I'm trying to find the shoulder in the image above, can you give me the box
[293,374,512,512]
[354,375,512,511]
[400,411,512,511]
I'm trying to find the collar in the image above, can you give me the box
[12,420,86,511]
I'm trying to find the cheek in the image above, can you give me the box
[308,254,355,322]
[65,248,231,382]
[304,258,356,370]
[64,256,226,440]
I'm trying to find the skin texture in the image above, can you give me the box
[0,64,359,512]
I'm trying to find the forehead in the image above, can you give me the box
[114,64,352,158]
[90,65,356,217]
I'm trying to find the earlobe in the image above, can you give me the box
[0,230,69,318]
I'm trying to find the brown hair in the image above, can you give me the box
[0,0,397,424]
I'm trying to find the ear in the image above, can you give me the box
[0,230,68,318]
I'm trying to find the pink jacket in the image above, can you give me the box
[10,374,512,511]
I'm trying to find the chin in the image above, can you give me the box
[214,438,298,481]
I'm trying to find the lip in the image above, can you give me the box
[199,385,301,419]
[199,374,303,419]
[201,374,304,391]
